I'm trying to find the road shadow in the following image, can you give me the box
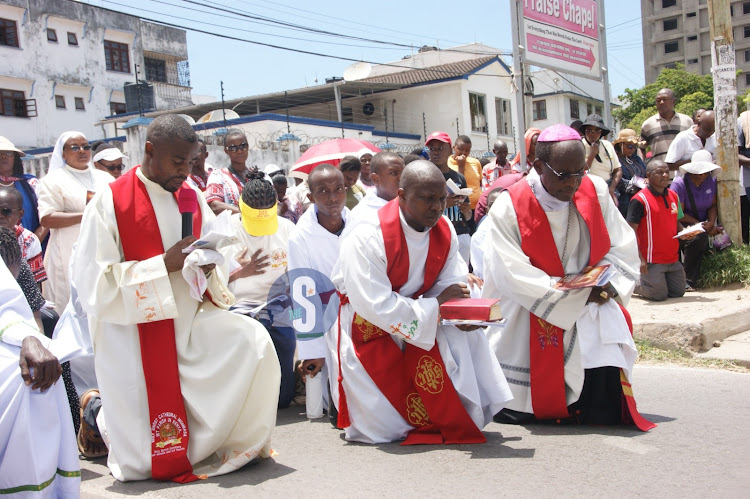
[358,431,535,459]
[275,406,309,426]
[635,296,719,305]
[103,458,296,495]
[516,413,676,437]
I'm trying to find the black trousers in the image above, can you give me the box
[680,232,710,287]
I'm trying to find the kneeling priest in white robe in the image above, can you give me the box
[332,160,512,445]
[483,124,655,431]
[73,115,281,482]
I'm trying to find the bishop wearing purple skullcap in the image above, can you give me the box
[480,123,655,432]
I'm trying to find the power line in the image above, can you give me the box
[102,0,406,50]
[79,2,513,81]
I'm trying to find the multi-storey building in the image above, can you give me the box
[0,0,192,149]
[641,0,750,89]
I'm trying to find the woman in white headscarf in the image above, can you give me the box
[37,131,114,313]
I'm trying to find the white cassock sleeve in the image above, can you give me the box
[72,187,232,325]
[73,189,177,325]
[336,222,465,351]
[482,192,590,331]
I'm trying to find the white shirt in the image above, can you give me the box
[665,127,716,164]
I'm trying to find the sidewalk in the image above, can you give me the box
[628,282,750,365]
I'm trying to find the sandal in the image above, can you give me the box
[78,389,108,459]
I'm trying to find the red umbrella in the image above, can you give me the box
[291,139,380,177]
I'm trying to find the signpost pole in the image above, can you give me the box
[597,0,612,128]
[510,0,527,167]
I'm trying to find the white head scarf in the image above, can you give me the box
[48,131,89,173]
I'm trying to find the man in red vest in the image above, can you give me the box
[72,115,281,482]
[482,124,655,431]
[626,160,686,301]
[332,160,512,444]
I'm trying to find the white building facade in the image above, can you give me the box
[0,0,192,149]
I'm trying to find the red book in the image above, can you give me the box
[439,298,502,321]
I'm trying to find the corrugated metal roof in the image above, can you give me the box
[359,56,498,85]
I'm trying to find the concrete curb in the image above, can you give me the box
[633,304,750,352]
[628,283,750,353]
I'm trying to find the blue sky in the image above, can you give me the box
[83,0,645,101]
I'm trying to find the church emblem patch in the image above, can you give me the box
[406,392,431,426]
[354,314,387,342]
[415,355,444,394]
[536,318,560,350]
[151,412,188,454]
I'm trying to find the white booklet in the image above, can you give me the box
[673,223,705,239]
[182,210,239,253]
[446,178,473,197]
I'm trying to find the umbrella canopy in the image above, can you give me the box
[291,138,380,178]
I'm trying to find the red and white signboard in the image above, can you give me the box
[521,0,601,80]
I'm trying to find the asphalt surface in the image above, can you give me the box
[78,364,750,498]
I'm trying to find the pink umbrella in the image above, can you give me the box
[291,138,380,177]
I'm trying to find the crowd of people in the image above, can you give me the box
[1,85,743,494]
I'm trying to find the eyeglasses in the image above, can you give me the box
[226,142,249,152]
[544,161,587,181]
[623,144,637,149]
[0,207,18,217]
[0,151,15,158]
[67,145,92,152]
[105,164,124,172]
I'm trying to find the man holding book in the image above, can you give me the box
[331,160,511,444]
[482,124,654,431]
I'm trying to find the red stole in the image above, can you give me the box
[342,199,486,445]
[507,176,654,430]
[110,168,204,482]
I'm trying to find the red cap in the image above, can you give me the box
[177,188,198,214]
[425,131,452,147]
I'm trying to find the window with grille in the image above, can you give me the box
[104,40,130,73]
[144,57,167,83]
[495,98,513,136]
[663,18,678,31]
[569,98,580,119]
[47,29,58,43]
[662,0,676,8]
[745,2,750,15]
[110,102,127,115]
[533,100,547,121]
[0,18,19,47]
[665,41,679,53]
[74,97,85,110]
[0,89,29,117]
[469,92,488,132]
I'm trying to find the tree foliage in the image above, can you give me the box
[613,65,714,133]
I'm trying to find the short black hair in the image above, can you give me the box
[339,155,361,173]
[271,173,287,187]
[93,143,116,155]
[308,163,341,190]
[456,135,472,146]
[371,152,402,175]
[224,128,246,144]
[403,153,422,165]
[147,114,197,146]
[0,226,21,268]
[197,137,206,146]
[0,186,23,208]
[241,167,277,209]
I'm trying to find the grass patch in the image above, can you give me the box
[697,244,750,288]
[635,338,750,372]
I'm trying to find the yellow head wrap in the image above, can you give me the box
[239,198,278,236]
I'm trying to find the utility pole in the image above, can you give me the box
[708,0,742,246]
[509,0,526,168]
[597,0,612,128]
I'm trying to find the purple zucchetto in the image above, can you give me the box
[537,124,582,143]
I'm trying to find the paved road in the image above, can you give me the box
[80,365,750,498]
